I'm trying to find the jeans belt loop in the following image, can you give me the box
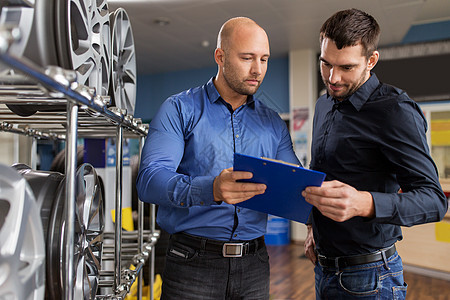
[334,257,340,275]
[381,248,391,270]
[200,238,207,255]
[222,243,244,257]
[243,243,249,255]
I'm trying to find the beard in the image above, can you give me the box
[222,61,261,96]
[323,67,368,100]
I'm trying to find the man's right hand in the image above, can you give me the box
[213,167,266,204]
[304,224,317,265]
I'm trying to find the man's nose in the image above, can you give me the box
[329,68,341,84]
[251,60,262,75]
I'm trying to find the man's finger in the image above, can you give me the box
[224,190,266,204]
[229,171,254,181]
[236,181,266,192]
[304,186,347,200]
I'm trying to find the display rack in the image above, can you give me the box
[0,27,158,300]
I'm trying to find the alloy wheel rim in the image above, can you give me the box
[47,163,104,299]
[110,8,137,115]
[64,0,111,96]
[0,164,45,300]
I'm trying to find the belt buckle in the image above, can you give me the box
[222,243,244,257]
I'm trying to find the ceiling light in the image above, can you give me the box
[153,17,171,26]
[108,0,153,2]
[109,0,181,2]
[201,40,210,48]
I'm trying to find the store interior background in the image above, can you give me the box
[1,0,449,281]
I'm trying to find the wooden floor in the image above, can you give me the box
[267,243,450,300]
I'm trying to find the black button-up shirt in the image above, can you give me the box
[310,73,448,257]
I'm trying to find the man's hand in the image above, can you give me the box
[302,180,374,222]
[304,224,316,265]
[213,167,266,204]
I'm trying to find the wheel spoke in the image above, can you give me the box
[73,253,86,299]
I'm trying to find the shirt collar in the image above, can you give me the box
[205,77,255,108]
[328,72,380,111]
[206,77,221,103]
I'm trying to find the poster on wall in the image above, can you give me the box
[293,107,309,167]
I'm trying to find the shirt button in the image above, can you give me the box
[235,134,239,138]
[200,201,204,205]
[180,202,185,206]
[234,234,237,237]
[237,209,240,213]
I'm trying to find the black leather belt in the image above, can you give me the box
[171,232,265,257]
[318,244,396,269]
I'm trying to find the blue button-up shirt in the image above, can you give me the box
[310,73,448,257]
[137,77,299,241]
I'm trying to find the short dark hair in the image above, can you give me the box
[320,8,380,58]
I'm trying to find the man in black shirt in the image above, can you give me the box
[302,8,448,300]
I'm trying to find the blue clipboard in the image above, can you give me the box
[233,153,326,224]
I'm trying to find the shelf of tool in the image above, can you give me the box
[0,30,157,299]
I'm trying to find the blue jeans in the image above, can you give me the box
[315,251,407,300]
[161,236,270,300]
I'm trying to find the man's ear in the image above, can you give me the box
[367,50,379,70]
[215,48,224,65]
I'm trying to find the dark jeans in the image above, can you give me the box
[314,251,407,299]
[161,236,270,300]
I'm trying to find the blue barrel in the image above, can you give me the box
[265,215,290,245]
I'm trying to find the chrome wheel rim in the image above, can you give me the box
[110,8,137,115]
[0,1,35,73]
[59,0,111,96]
[74,164,104,299]
[47,163,104,299]
[0,164,45,300]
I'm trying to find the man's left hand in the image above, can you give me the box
[302,180,374,222]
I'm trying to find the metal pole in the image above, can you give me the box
[30,136,37,170]
[149,204,156,300]
[114,126,124,291]
[137,137,144,299]
[149,133,156,300]
[65,102,78,300]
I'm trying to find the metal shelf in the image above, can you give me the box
[0,104,148,139]
[0,26,156,300]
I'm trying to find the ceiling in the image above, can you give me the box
[108,0,450,75]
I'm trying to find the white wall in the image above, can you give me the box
[0,132,33,167]
[0,132,18,165]
[289,48,318,242]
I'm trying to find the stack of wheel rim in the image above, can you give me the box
[0,163,105,300]
[1,0,137,116]
[0,0,138,298]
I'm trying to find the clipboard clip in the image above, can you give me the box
[260,157,301,168]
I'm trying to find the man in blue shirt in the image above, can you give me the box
[137,17,299,299]
[302,9,448,300]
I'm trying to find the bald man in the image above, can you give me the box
[137,17,300,299]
